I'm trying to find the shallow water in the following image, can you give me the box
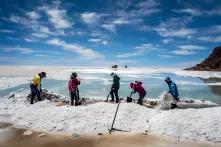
[0,72,221,104]
[0,122,219,147]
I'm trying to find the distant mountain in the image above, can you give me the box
[185,46,221,71]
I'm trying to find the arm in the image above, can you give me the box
[133,85,137,93]
[78,79,81,85]
[36,78,41,90]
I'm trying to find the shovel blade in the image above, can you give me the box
[127,97,132,102]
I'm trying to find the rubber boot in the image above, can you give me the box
[171,103,177,109]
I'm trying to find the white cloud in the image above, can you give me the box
[46,9,72,29]
[204,25,221,34]
[117,43,158,58]
[173,7,221,17]
[117,59,138,65]
[102,17,142,32]
[112,18,130,25]
[172,50,196,55]
[88,38,102,42]
[154,27,195,38]
[206,7,221,16]
[116,52,143,58]
[102,40,108,45]
[81,12,101,25]
[134,43,159,51]
[24,37,38,42]
[136,0,159,9]
[88,38,108,45]
[0,29,14,33]
[178,45,206,50]
[162,38,173,44]
[26,11,41,19]
[0,56,16,62]
[38,25,65,36]
[31,33,49,38]
[171,45,206,56]
[158,54,173,58]
[2,47,34,54]
[9,14,64,39]
[102,24,116,32]
[9,15,29,25]
[46,38,104,58]
[154,17,195,38]
[172,8,202,16]
[198,36,221,42]
[134,0,160,16]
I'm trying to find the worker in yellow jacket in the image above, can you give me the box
[30,72,46,104]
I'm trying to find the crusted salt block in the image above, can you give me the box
[23,130,33,136]
[38,133,46,137]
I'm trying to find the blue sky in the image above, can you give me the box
[0,0,221,67]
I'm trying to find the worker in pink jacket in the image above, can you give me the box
[130,81,146,105]
[68,72,81,106]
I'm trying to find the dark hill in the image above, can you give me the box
[185,46,221,71]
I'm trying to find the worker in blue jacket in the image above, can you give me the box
[165,77,179,109]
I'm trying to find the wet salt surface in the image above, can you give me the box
[0,122,219,147]
[0,66,221,104]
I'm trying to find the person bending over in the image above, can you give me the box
[30,72,46,104]
[165,77,179,109]
[130,81,146,105]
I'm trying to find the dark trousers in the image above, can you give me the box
[171,103,177,109]
[137,94,146,105]
[171,96,178,109]
[110,87,119,103]
[70,91,79,106]
[30,84,41,104]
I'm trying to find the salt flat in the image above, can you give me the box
[0,89,220,144]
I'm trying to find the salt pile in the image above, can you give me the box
[0,90,221,144]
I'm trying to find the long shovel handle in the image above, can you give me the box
[77,87,80,103]
[105,92,110,102]
[109,102,120,134]
[129,90,133,97]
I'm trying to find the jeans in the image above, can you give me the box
[110,87,119,103]
[30,84,41,104]
[137,94,146,105]
[70,91,79,106]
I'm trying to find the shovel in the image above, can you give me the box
[109,101,120,134]
[105,92,110,102]
[109,101,130,134]
[127,91,134,103]
[77,87,82,105]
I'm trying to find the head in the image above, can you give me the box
[71,72,77,79]
[110,72,115,77]
[165,77,172,83]
[130,82,134,89]
[39,72,46,79]
[135,81,139,84]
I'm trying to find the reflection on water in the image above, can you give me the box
[200,78,221,97]
[0,73,221,104]
[0,122,219,147]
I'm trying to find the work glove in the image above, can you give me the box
[40,89,42,93]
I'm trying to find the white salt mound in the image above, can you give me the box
[0,90,221,144]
